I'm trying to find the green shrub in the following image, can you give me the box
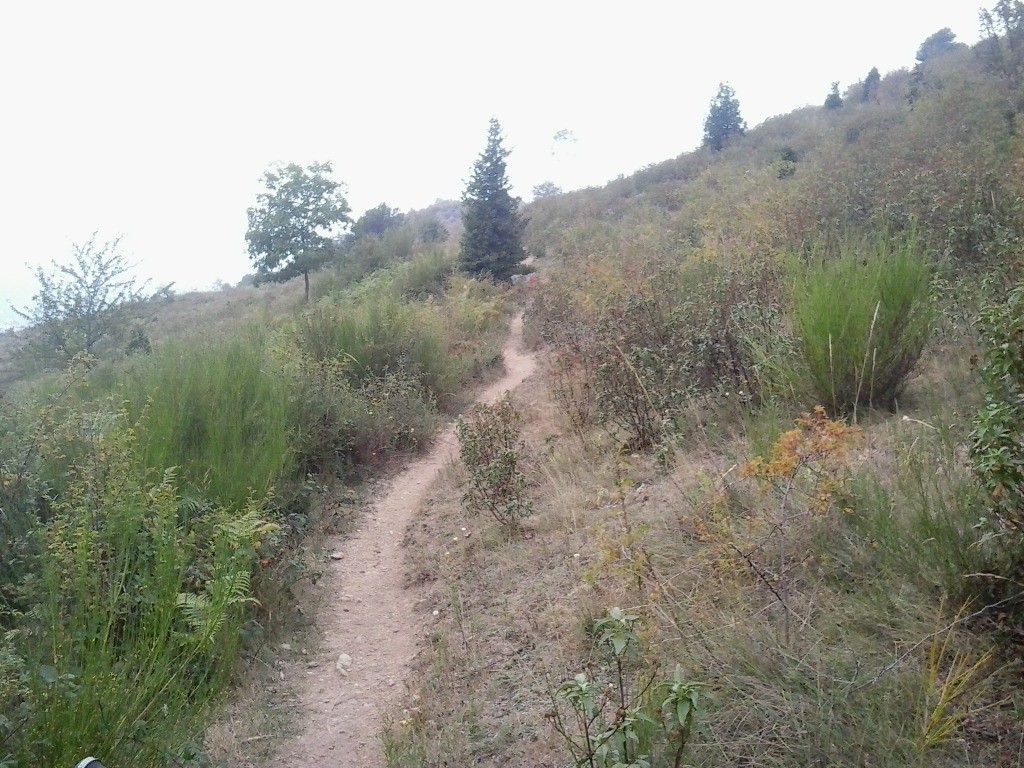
[4,409,272,768]
[552,608,705,768]
[290,356,438,473]
[291,292,455,402]
[389,249,456,299]
[792,230,934,416]
[120,333,292,509]
[970,280,1024,528]
[969,278,1024,603]
[457,394,532,531]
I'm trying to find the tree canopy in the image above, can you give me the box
[459,118,527,282]
[824,82,844,110]
[351,203,405,240]
[532,181,563,199]
[14,234,152,365]
[861,67,881,102]
[915,28,963,63]
[702,84,746,151]
[245,161,351,301]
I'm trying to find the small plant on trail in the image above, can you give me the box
[456,394,532,531]
[551,608,706,768]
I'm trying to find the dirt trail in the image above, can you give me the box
[274,313,536,766]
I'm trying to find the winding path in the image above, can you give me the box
[273,313,536,766]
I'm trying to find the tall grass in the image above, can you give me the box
[792,229,934,416]
[120,333,292,509]
[291,290,455,401]
[3,410,271,768]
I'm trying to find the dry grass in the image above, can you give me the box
[143,278,307,346]
[386,351,1024,767]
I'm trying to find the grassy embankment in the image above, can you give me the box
[383,39,1024,768]
[0,242,512,767]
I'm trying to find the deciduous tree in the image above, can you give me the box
[980,1,1024,108]
[459,119,527,282]
[246,162,351,301]
[14,234,152,365]
[915,28,963,63]
[350,203,405,240]
[532,181,562,199]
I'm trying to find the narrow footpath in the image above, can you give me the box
[273,313,537,766]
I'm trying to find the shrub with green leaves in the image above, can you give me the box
[792,229,934,415]
[2,407,273,768]
[456,394,532,531]
[552,608,705,768]
[969,279,1024,589]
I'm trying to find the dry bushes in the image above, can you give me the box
[532,256,780,451]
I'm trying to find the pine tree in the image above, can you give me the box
[824,82,844,110]
[702,84,746,151]
[459,119,527,282]
[861,67,881,102]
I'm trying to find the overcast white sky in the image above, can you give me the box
[0,1,985,327]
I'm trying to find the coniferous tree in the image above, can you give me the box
[824,82,844,110]
[702,84,746,151]
[459,118,527,282]
[861,67,881,102]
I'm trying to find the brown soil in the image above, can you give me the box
[271,312,537,766]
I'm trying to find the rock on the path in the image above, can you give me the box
[330,551,344,560]
[335,653,353,675]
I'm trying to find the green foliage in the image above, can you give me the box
[246,161,352,301]
[791,230,935,416]
[861,66,881,102]
[824,81,844,110]
[915,28,962,64]
[290,355,438,472]
[2,410,272,768]
[980,1,1024,108]
[552,608,705,768]
[969,279,1024,596]
[388,249,456,299]
[456,394,532,531]
[350,202,405,240]
[416,216,449,245]
[290,291,454,399]
[348,225,416,273]
[460,118,527,282]
[121,334,293,510]
[14,234,152,368]
[532,181,563,199]
[702,83,746,151]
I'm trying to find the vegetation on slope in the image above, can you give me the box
[0,238,511,766]
[385,15,1024,768]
